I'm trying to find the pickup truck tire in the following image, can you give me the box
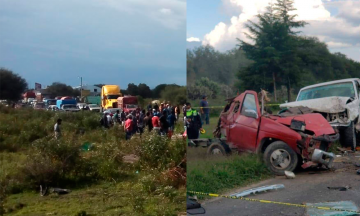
[207,142,230,156]
[264,141,298,175]
[339,121,356,151]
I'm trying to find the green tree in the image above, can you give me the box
[0,68,28,102]
[127,83,139,96]
[152,84,168,98]
[47,82,79,98]
[137,83,152,98]
[238,4,283,100]
[187,84,213,100]
[238,1,306,102]
[274,0,307,101]
[160,86,186,105]
[194,77,221,99]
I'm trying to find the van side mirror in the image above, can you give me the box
[244,109,258,119]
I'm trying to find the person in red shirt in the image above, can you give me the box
[152,114,160,135]
[124,115,133,140]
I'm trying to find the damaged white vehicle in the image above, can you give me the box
[280,78,360,149]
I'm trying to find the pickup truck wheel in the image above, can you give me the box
[339,122,356,150]
[207,142,230,156]
[264,141,298,175]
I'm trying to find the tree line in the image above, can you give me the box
[187,0,360,102]
[0,68,186,105]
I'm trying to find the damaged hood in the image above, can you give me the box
[269,113,336,136]
[280,97,360,121]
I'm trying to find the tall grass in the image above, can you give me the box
[0,105,186,215]
[187,148,270,197]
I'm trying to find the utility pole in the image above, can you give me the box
[79,77,83,101]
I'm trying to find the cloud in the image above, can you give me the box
[96,0,185,30]
[326,41,351,48]
[202,0,360,55]
[186,37,201,42]
[160,8,172,14]
[336,1,360,25]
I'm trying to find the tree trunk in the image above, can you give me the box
[287,77,291,102]
[272,72,277,102]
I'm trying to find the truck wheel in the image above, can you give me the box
[263,141,298,176]
[339,121,356,150]
[207,142,230,156]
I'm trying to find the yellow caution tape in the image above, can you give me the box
[187,191,360,214]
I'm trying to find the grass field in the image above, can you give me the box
[0,106,186,216]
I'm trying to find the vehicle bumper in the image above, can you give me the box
[298,133,339,169]
[330,122,351,128]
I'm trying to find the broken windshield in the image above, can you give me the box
[297,82,355,101]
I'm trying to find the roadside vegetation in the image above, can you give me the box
[0,106,186,216]
[187,148,270,198]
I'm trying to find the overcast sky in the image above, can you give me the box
[0,0,186,89]
[187,0,360,62]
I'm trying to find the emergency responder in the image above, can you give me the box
[185,102,202,139]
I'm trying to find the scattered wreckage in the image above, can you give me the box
[189,90,339,175]
[280,78,360,150]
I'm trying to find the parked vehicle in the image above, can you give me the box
[190,90,339,175]
[85,96,101,105]
[88,104,101,112]
[101,85,121,111]
[47,105,59,111]
[77,103,87,109]
[61,104,80,112]
[44,99,57,108]
[34,102,46,110]
[117,96,138,113]
[56,98,79,112]
[280,78,360,150]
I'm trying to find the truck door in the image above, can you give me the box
[234,93,260,152]
[227,101,241,145]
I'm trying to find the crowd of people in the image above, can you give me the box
[54,97,210,141]
[100,102,182,140]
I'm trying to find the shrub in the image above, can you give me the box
[22,137,83,187]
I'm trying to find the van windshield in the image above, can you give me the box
[297,82,355,101]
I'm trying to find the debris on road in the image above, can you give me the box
[230,184,285,198]
[306,201,358,216]
[285,171,296,179]
[327,186,351,191]
[40,185,71,196]
[187,196,206,215]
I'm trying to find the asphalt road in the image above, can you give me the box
[189,152,360,216]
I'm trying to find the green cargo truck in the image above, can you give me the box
[85,96,101,105]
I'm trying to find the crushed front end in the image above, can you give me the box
[297,132,339,169]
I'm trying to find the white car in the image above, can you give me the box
[88,104,101,112]
[61,104,80,112]
[77,103,87,109]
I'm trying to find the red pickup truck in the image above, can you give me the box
[190,90,339,175]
